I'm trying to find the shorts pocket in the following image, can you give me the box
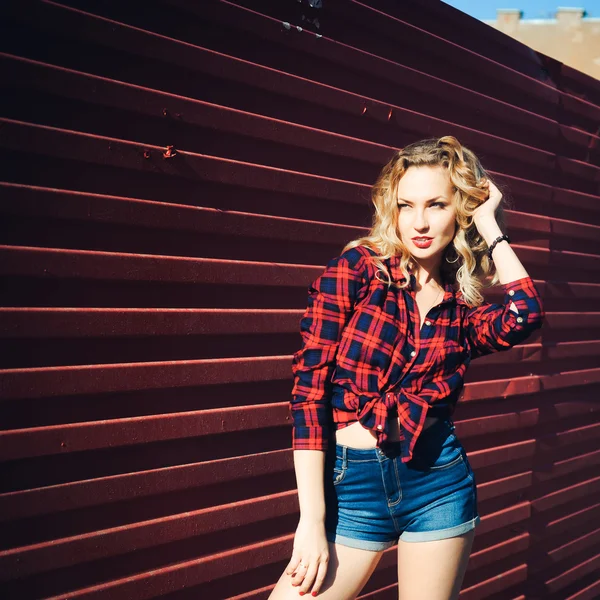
[411,423,464,471]
[428,443,464,470]
[333,454,347,485]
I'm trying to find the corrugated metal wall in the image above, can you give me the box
[1,1,599,598]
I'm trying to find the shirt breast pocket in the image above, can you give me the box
[431,340,467,378]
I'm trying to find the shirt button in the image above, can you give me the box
[425,320,432,326]
[410,350,416,357]
[377,424,383,430]
[508,290,515,296]
[516,316,523,323]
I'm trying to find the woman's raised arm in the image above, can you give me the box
[464,196,545,359]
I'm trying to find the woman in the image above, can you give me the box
[268,136,545,599]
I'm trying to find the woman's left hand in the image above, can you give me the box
[473,178,502,224]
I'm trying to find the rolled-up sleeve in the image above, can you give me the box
[464,276,545,360]
[290,250,366,451]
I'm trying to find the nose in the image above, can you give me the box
[413,207,429,231]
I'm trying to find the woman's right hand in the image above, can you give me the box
[285,517,330,596]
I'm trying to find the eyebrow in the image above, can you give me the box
[397,196,445,203]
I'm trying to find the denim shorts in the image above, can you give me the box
[324,418,480,552]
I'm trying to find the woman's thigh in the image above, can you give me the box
[396,529,476,600]
[268,541,385,600]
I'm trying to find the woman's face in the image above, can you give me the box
[395,165,457,266]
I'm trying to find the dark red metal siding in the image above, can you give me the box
[0,1,598,598]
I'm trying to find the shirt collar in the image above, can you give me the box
[386,253,469,307]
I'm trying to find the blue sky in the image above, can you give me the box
[441,0,600,20]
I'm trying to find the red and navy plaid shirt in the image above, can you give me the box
[290,244,545,463]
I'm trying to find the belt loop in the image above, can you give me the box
[342,445,348,469]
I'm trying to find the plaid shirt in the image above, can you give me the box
[290,244,545,463]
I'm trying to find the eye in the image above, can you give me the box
[397,203,409,209]
[431,202,445,208]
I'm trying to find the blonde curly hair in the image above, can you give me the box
[343,135,510,307]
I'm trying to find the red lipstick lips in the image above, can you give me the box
[412,237,433,248]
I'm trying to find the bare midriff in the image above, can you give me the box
[334,415,440,449]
